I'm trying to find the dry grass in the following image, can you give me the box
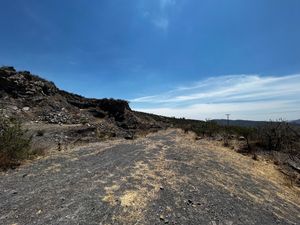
[176,130,300,221]
[101,130,182,224]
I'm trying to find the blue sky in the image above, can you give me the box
[1,0,300,120]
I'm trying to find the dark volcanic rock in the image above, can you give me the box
[0,67,165,134]
[0,67,130,124]
[0,67,58,98]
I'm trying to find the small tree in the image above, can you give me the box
[205,120,219,137]
[257,119,299,153]
[0,112,31,169]
[235,126,256,150]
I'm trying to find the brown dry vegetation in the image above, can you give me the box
[170,118,300,186]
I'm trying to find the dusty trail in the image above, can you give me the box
[0,129,299,225]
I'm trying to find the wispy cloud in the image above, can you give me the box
[140,0,176,31]
[131,74,300,120]
[152,17,169,30]
[159,0,176,10]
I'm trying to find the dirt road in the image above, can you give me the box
[0,129,299,225]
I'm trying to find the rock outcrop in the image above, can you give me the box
[0,66,164,133]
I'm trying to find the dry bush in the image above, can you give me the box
[36,129,45,137]
[231,126,257,152]
[257,120,300,155]
[0,112,31,169]
[189,120,221,137]
[28,142,47,159]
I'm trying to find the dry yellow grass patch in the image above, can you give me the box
[102,184,120,206]
[176,130,300,221]
[101,132,180,224]
[120,189,146,207]
[113,160,163,223]
[43,163,62,173]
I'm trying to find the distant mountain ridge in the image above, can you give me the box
[213,119,300,127]
[291,119,300,125]
[212,119,267,127]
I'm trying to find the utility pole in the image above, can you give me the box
[225,114,230,126]
[224,114,231,146]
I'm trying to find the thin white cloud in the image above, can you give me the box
[159,0,176,10]
[131,74,300,103]
[140,0,176,31]
[153,17,169,30]
[135,101,300,121]
[131,74,300,120]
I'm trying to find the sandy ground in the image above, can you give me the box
[0,129,299,225]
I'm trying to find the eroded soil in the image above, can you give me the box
[0,129,299,225]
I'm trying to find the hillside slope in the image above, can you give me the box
[0,66,158,126]
[0,66,167,149]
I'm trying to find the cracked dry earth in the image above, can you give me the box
[1,129,300,225]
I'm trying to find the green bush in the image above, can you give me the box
[0,113,31,169]
[80,117,89,125]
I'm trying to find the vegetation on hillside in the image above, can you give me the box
[166,116,300,184]
[168,117,300,160]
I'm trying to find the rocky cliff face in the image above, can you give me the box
[0,66,132,124]
[0,66,165,146]
[0,67,58,98]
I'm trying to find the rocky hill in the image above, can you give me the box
[0,66,166,148]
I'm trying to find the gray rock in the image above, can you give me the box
[239,136,246,141]
[9,106,18,110]
[22,107,30,112]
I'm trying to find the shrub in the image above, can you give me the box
[234,126,257,151]
[257,120,300,154]
[204,120,220,137]
[36,129,45,137]
[0,112,31,169]
[80,117,89,125]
